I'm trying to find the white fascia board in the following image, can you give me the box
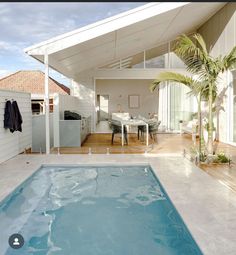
[24,2,189,56]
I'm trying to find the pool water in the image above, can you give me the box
[0,165,203,255]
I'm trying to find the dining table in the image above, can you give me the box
[120,119,149,146]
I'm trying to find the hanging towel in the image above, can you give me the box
[4,100,15,133]
[12,101,23,132]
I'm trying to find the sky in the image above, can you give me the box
[0,2,146,87]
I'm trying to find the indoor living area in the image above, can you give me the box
[92,39,197,148]
[94,77,196,148]
[95,79,159,133]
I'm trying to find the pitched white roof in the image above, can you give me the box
[25,2,225,79]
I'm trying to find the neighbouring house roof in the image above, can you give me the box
[0,70,70,95]
[25,2,225,80]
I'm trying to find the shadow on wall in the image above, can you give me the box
[99,110,109,121]
[74,83,94,101]
[198,3,235,52]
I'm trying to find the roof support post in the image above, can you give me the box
[44,52,50,154]
[70,79,74,96]
[143,50,146,69]
[167,41,171,131]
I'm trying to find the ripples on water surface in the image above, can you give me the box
[0,165,203,255]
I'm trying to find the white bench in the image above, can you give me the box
[181,119,198,143]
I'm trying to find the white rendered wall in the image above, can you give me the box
[198,3,236,143]
[73,75,96,132]
[0,90,32,163]
[96,79,159,119]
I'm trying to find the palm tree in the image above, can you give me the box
[150,72,206,155]
[151,33,236,154]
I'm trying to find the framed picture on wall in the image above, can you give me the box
[128,95,140,109]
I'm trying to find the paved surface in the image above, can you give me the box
[0,154,236,255]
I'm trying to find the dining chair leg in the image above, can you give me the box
[150,133,153,140]
[111,132,115,144]
[154,134,158,143]
[124,133,128,145]
[141,131,144,142]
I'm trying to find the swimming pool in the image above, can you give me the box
[0,165,203,255]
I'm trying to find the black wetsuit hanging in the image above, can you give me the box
[4,100,15,133]
[12,101,23,132]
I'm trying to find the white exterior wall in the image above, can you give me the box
[72,72,95,132]
[198,3,236,143]
[0,90,32,163]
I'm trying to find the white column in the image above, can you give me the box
[121,123,124,146]
[44,53,50,154]
[167,42,171,131]
[227,70,233,143]
[70,79,74,96]
[146,123,149,146]
[93,78,97,132]
[167,82,171,131]
[144,50,146,69]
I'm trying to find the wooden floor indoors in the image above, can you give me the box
[50,133,236,193]
[52,133,194,154]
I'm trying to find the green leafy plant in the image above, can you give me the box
[199,152,208,162]
[191,112,198,119]
[213,152,231,163]
[190,146,207,162]
[204,121,216,132]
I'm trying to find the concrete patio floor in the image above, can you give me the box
[0,154,236,255]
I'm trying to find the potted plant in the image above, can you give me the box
[213,152,231,164]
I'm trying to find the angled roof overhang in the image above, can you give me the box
[25,2,225,79]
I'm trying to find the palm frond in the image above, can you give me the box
[193,33,208,55]
[221,46,236,71]
[174,33,213,77]
[150,72,198,92]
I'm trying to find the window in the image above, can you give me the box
[169,41,186,68]
[145,43,168,68]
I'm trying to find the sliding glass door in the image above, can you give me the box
[169,82,196,131]
[231,71,236,143]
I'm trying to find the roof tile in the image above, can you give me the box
[0,70,70,95]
